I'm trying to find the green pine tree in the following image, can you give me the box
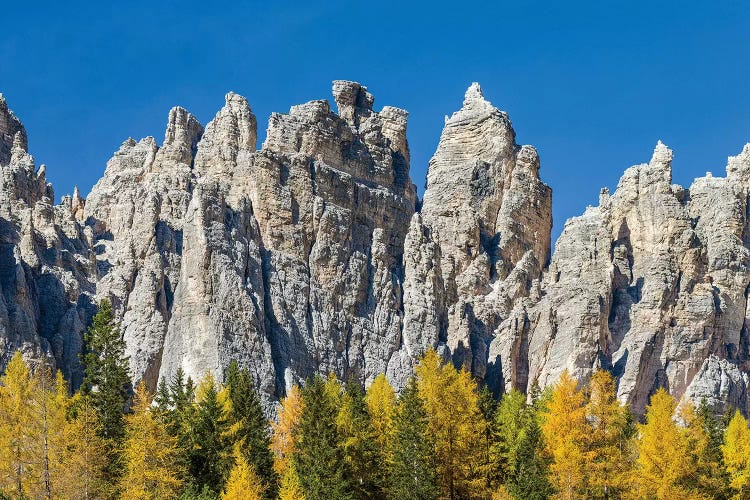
[694,399,730,499]
[184,374,233,496]
[337,379,383,499]
[295,374,353,500]
[491,390,532,486]
[79,299,132,489]
[224,361,278,499]
[388,378,439,500]
[478,384,497,492]
[80,299,132,442]
[506,412,552,500]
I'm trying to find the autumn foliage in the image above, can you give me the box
[0,306,748,500]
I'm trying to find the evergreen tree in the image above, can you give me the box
[388,378,439,500]
[337,379,382,499]
[680,399,728,499]
[221,452,264,500]
[478,384,497,492]
[294,375,352,500]
[80,299,132,444]
[224,361,277,499]
[154,377,172,415]
[120,382,183,499]
[506,414,552,500]
[722,410,750,498]
[491,390,532,486]
[184,373,234,496]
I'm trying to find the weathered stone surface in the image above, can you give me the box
[421,82,552,383]
[502,141,750,416]
[0,95,95,385]
[0,84,749,417]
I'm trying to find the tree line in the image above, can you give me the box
[1,301,750,499]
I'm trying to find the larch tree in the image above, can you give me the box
[119,382,183,500]
[278,465,305,500]
[416,349,488,499]
[221,452,265,500]
[541,370,588,499]
[294,375,352,500]
[30,369,75,500]
[225,361,277,498]
[388,377,439,500]
[66,393,108,499]
[584,370,633,499]
[632,388,693,499]
[364,373,396,461]
[270,384,303,478]
[722,410,750,498]
[0,351,40,497]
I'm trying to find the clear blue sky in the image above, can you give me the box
[1,1,748,242]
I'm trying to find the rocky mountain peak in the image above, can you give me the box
[650,139,673,168]
[0,85,747,417]
[164,106,203,151]
[463,81,484,103]
[194,92,257,174]
[332,80,375,126]
[0,94,28,166]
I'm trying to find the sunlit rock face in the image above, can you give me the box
[0,84,749,416]
[504,142,750,416]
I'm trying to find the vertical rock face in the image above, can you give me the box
[421,83,552,386]
[0,84,749,416]
[0,95,95,385]
[508,142,750,416]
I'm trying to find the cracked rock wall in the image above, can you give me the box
[0,84,748,416]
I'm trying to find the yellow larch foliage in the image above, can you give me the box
[585,370,632,497]
[120,382,183,500]
[29,369,78,500]
[64,392,107,499]
[416,349,487,499]
[221,452,264,500]
[278,464,305,500]
[323,372,343,407]
[365,373,396,457]
[632,388,694,500]
[722,410,750,497]
[0,351,40,497]
[270,385,304,477]
[679,399,725,498]
[542,370,588,500]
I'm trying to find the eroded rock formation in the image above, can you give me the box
[0,83,748,415]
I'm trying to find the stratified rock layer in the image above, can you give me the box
[0,83,748,416]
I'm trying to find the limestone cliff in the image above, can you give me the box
[0,83,748,416]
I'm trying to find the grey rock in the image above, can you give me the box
[0,84,749,418]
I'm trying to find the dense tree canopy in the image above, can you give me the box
[1,328,749,500]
